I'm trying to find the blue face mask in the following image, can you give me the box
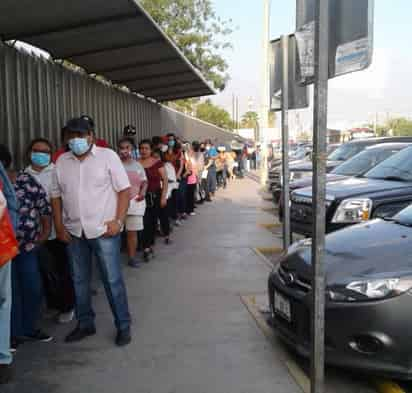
[69,137,90,156]
[168,140,175,148]
[31,152,50,167]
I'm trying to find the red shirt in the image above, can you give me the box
[144,160,164,193]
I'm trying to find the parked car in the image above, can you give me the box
[278,143,411,219]
[327,143,341,155]
[290,144,412,237]
[268,204,412,379]
[270,137,412,203]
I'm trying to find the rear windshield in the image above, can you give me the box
[332,148,403,176]
[328,143,365,162]
[366,146,412,181]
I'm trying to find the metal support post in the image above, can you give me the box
[311,0,329,392]
[281,35,290,249]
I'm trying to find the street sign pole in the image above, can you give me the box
[311,0,329,392]
[281,35,291,249]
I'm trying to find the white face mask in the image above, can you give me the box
[161,144,168,153]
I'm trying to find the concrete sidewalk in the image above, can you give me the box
[4,178,298,393]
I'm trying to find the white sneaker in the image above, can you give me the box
[190,212,196,216]
[58,309,75,324]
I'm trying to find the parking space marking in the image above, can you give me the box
[374,381,406,393]
[240,294,309,393]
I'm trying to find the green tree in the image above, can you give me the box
[386,117,412,136]
[367,117,412,137]
[195,99,233,129]
[140,0,233,92]
[241,111,259,129]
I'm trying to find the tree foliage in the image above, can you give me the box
[241,111,259,129]
[367,117,412,137]
[195,99,233,130]
[140,0,233,92]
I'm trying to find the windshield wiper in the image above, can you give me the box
[381,216,412,227]
[380,176,409,182]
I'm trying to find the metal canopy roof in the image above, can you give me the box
[0,0,215,101]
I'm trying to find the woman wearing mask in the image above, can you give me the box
[139,140,168,261]
[185,148,198,216]
[216,146,227,189]
[118,138,148,267]
[166,137,187,221]
[0,145,53,345]
[152,148,173,243]
[205,142,218,200]
[26,139,75,324]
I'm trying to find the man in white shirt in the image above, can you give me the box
[51,118,132,347]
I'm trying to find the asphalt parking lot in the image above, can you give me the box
[253,169,412,393]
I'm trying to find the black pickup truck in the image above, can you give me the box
[271,137,412,203]
[290,145,412,237]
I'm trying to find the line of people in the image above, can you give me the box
[0,115,241,384]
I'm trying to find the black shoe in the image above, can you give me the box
[0,364,13,385]
[25,330,53,343]
[165,238,172,245]
[10,337,23,353]
[65,325,96,343]
[116,329,131,347]
[143,250,150,262]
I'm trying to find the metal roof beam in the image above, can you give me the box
[156,90,211,101]
[65,37,164,60]
[116,70,193,84]
[4,13,139,41]
[140,81,202,95]
[94,56,181,74]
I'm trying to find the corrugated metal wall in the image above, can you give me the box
[0,43,237,168]
[160,106,236,144]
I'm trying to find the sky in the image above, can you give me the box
[211,0,412,131]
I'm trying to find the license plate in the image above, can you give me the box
[274,291,292,322]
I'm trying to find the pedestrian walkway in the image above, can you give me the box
[4,178,299,393]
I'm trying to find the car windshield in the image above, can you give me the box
[289,148,307,160]
[327,143,365,162]
[332,148,403,177]
[366,146,412,181]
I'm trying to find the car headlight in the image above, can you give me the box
[328,278,412,302]
[332,198,372,224]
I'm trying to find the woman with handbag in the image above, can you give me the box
[139,140,168,262]
[0,145,53,346]
[25,138,76,324]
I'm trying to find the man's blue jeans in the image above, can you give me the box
[67,234,131,332]
[0,262,12,365]
[11,249,43,338]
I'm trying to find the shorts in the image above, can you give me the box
[125,215,143,231]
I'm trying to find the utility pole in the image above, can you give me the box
[236,97,240,132]
[260,0,271,144]
[232,94,236,131]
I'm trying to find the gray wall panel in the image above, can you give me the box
[0,43,236,169]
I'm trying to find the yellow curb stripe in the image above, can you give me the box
[252,248,273,269]
[252,247,283,269]
[258,223,282,229]
[285,360,310,393]
[374,381,406,393]
[240,294,309,393]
